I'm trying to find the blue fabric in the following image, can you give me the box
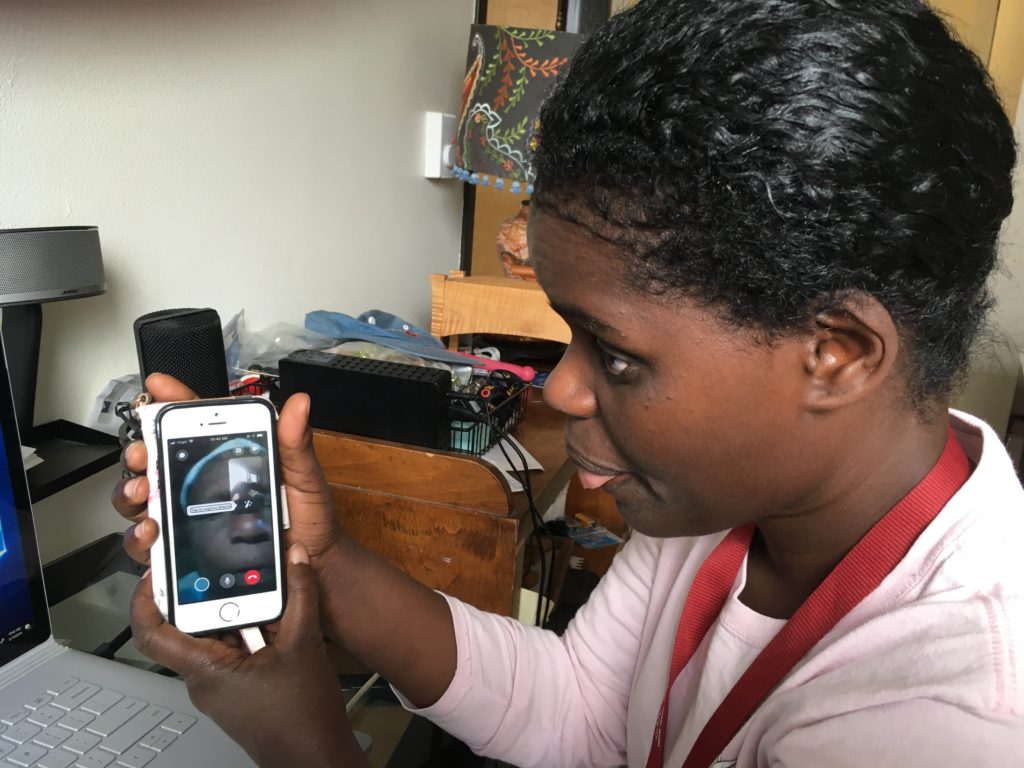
[304,309,470,366]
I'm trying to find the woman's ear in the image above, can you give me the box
[801,294,900,412]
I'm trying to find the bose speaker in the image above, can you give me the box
[134,308,230,398]
[0,226,106,440]
[0,226,105,305]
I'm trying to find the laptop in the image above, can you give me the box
[0,337,256,767]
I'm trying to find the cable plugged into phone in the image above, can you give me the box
[239,626,267,654]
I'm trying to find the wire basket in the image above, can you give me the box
[230,372,278,397]
[448,381,529,455]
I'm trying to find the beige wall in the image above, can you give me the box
[990,0,1024,119]
[931,0,1024,120]
[0,0,474,429]
[929,0,1000,62]
[0,0,475,561]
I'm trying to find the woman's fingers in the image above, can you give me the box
[131,571,239,679]
[144,373,199,403]
[124,518,158,564]
[114,474,155,565]
[112,475,149,523]
[120,441,148,476]
[114,373,198,540]
[114,374,197,519]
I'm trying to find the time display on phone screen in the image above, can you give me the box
[166,432,277,605]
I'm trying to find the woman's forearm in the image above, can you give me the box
[313,534,458,708]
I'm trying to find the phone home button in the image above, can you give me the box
[219,602,240,622]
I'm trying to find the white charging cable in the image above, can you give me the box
[239,626,267,654]
[345,673,381,714]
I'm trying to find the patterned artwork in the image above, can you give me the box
[453,25,580,192]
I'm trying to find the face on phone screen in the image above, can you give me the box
[165,431,277,605]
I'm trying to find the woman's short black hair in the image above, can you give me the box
[533,0,1016,405]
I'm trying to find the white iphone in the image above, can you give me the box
[153,397,285,635]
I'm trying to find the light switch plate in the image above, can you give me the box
[423,111,457,179]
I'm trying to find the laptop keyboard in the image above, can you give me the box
[0,677,196,768]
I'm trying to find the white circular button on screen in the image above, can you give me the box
[219,602,240,622]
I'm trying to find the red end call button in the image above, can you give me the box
[244,569,261,586]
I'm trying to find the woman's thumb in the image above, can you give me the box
[274,543,322,650]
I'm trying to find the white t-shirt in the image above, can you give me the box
[402,411,1024,767]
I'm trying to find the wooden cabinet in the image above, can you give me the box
[430,271,570,348]
[312,391,574,616]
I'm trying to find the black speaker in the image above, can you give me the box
[278,349,452,449]
[134,308,230,398]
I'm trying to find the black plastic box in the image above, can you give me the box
[278,350,452,450]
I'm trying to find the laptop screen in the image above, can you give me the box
[0,339,52,666]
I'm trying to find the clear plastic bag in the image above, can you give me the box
[224,310,337,374]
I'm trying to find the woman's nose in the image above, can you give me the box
[543,339,598,420]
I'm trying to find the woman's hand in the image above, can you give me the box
[111,373,345,570]
[131,544,368,768]
[111,374,195,566]
[114,375,459,712]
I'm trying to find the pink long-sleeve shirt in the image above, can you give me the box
[401,411,1024,766]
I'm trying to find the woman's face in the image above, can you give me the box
[530,207,821,538]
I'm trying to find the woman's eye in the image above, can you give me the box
[597,343,631,376]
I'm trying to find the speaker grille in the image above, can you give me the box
[134,309,230,398]
[0,227,105,304]
[294,350,455,382]
[278,349,452,448]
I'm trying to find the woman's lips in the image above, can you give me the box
[566,445,630,490]
[577,468,619,490]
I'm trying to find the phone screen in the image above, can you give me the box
[165,431,277,606]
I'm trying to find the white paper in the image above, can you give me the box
[87,374,144,437]
[480,435,543,493]
[21,445,42,470]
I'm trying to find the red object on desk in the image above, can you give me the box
[455,351,536,383]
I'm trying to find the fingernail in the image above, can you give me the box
[288,543,309,565]
[125,478,141,498]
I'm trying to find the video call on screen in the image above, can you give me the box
[167,432,277,605]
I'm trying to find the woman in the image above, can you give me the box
[114,0,1023,765]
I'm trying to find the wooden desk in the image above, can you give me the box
[312,390,573,616]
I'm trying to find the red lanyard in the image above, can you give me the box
[646,429,971,768]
